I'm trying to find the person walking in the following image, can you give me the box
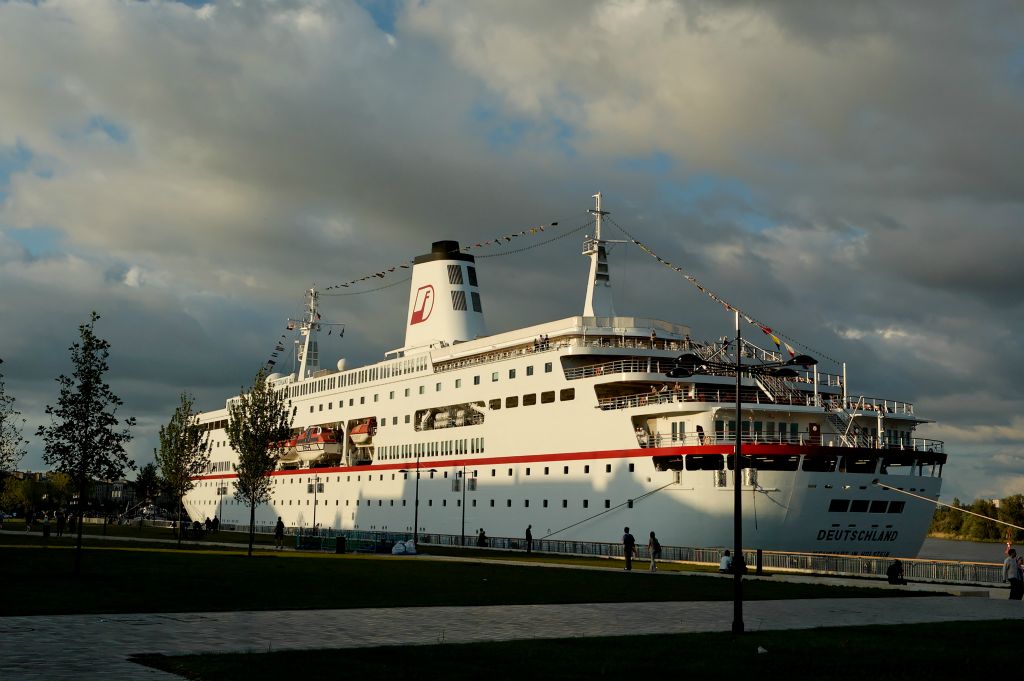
[525,525,533,554]
[622,527,637,570]
[647,531,661,571]
[1005,548,1023,600]
[274,517,285,550]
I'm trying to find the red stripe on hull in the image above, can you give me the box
[191,442,919,481]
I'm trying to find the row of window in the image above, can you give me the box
[488,388,574,410]
[828,499,906,514]
[298,362,558,416]
[288,356,432,399]
[379,437,486,460]
[267,497,623,510]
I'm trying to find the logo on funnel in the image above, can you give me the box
[410,285,434,325]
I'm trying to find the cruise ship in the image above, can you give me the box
[185,195,945,557]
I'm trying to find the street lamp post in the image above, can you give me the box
[458,464,477,545]
[308,473,322,535]
[400,452,437,546]
[667,311,816,635]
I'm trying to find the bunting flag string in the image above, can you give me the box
[263,333,289,371]
[606,216,841,366]
[322,218,571,291]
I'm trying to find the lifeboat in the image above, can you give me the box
[274,435,300,467]
[294,426,341,465]
[349,418,376,445]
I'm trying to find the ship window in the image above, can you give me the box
[870,500,888,513]
[507,499,512,507]
[508,468,513,476]
[474,375,480,385]
[627,500,634,509]
[451,290,467,311]
[309,406,314,413]
[888,501,905,514]
[583,500,589,508]
[390,500,394,506]
[448,264,464,285]
[490,399,501,410]
[606,464,612,473]
[629,463,635,472]
[418,386,425,395]
[544,362,553,373]
[525,467,530,475]
[472,499,477,507]
[562,499,568,508]
[428,500,432,507]
[390,391,395,399]
[471,291,482,313]
[850,500,869,513]
[492,372,499,382]
[435,382,441,392]
[541,391,555,404]
[584,465,590,474]
[402,500,406,506]
[802,455,839,472]
[405,415,410,423]
[374,394,379,402]
[328,402,333,409]
[319,404,323,412]
[563,466,569,474]
[526,366,534,376]
[491,469,496,477]
[467,266,478,287]
[605,500,611,508]
[360,396,365,404]
[524,500,529,507]
[455,379,462,388]
[392,417,397,425]
[506,396,518,408]
[404,388,410,397]
[543,499,548,508]
[544,467,549,475]
[560,388,575,401]
[509,369,516,379]
[490,499,495,507]
[828,499,850,513]
[686,455,724,471]
[523,394,537,406]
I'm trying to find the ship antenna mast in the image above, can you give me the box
[583,192,621,317]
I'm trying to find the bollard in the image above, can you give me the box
[756,549,763,575]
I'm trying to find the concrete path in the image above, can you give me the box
[2,596,1022,680]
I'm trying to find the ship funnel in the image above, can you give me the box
[402,240,487,351]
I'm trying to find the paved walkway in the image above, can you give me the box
[2,596,1022,680]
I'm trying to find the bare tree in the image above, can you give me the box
[155,392,209,547]
[0,359,27,473]
[37,312,135,575]
[227,369,292,556]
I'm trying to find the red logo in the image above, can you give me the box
[410,285,434,325]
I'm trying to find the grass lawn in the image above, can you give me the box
[133,620,1018,680]
[0,535,924,616]
[2,517,276,546]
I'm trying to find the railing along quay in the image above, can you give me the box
[118,520,1002,588]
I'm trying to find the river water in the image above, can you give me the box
[917,537,1009,563]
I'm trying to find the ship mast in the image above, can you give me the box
[296,287,320,380]
[583,192,616,317]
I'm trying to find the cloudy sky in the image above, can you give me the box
[2,0,1022,504]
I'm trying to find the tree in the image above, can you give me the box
[155,393,209,547]
[134,462,160,507]
[1,475,42,515]
[226,369,292,556]
[46,472,74,509]
[0,359,27,473]
[37,312,135,575]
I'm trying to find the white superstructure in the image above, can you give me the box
[186,196,945,557]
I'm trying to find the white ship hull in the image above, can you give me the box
[186,227,946,558]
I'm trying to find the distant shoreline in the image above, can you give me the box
[927,532,1008,544]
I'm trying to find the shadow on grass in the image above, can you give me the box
[132,620,1019,681]
[1,537,928,617]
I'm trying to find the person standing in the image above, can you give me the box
[525,525,533,554]
[622,527,637,571]
[274,516,285,550]
[647,531,661,571]
[1005,548,1023,600]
